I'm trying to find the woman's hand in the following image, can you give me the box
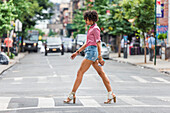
[71,52,78,60]
[98,59,105,66]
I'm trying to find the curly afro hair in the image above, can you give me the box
[84,10,98,22]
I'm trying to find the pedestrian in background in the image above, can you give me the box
[148,33,155,61]
[64,10,116,104]
[4,37,13,53]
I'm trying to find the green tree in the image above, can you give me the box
[121,0,155,63]
[0,0,17,53]
[13,0,53,50]
[92,0,133,57]
[72,8,86,38]
[0,0,17,36]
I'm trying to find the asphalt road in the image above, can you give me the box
[0,52,170,113]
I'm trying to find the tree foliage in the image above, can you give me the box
[121,0,155,33]
[0,0,53,37]
[0,0,17,36]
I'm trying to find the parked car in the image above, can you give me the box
[101,42,110,59]
[75,34,87,56]
[0,52,9,65]
[45,37,64,56]
[63,37,73,52]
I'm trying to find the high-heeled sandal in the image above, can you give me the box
[104,91,116,104]
[63,92,76,104]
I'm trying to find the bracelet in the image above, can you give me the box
[98,55,102,60]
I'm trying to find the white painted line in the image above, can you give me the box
[2,105,170,111]
[14,77,23,81]
[37,77,47,83]
[0,97,11,110]
[53,74,57,77]
[153,77,170,83]
[157,97,170,102]
[12,71,20,73]
[120,96,145,105]
[131,76,149,83]
[79,98,101,107]
[49,64,53,69]
[2,75,72,80]
[108,75,123,82]
[46,58,53,69]
[38,98,55,108]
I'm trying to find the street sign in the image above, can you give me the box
[15,19,22,32]
[156,0,163,18]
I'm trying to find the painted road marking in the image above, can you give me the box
[46,58,53,69]
[131,76,149,83]
[153,77,170,83]
[14,77,23,81]
[38,98,55,108]
[0,97,11,110]
[157,97,170,102]
[108,74,124,82]
[120,96,145,105]
[79,98,101,107]
[37,77,47,83]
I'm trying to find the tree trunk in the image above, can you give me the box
[7,31,10,56]
[118,34,122,57]
[143,32,147,63]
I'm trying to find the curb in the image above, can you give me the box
[0,52,28,75]
[110,57,170,75]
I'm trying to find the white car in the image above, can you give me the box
[101,42,110,59]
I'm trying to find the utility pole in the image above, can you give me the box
[154,0,157,65]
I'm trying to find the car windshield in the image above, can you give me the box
[77,36,86,42]
[30,35,38,41]
[47,38,61,44]
[25,35,38,41]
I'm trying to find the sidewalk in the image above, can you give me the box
[0,52,28,75]
[110,52,170,75]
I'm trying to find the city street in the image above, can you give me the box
[0,53,170,113]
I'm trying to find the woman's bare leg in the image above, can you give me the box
[72,59,93,92]
[92,60,112,92]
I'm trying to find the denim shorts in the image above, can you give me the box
[84,46,98,62]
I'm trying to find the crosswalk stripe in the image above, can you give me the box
[79,98,101,107]
[157,97,170,102]
[120,96,145,105]
[37,77,47,83]
[38,98,55,108]
[14,77,23,81]
[0,97,11,110]
[131,76,148,83]
[108,75,123,82]
[153,77,170,83]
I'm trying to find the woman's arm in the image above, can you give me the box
[97,41,102,58]
[76,43,87,53]
[97,41,105,66]
[71,43,87,60]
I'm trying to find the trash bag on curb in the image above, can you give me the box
[0,52,9,65]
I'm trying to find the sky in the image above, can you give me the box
[49,0,70,3]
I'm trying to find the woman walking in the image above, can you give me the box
[64,10,116,104]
